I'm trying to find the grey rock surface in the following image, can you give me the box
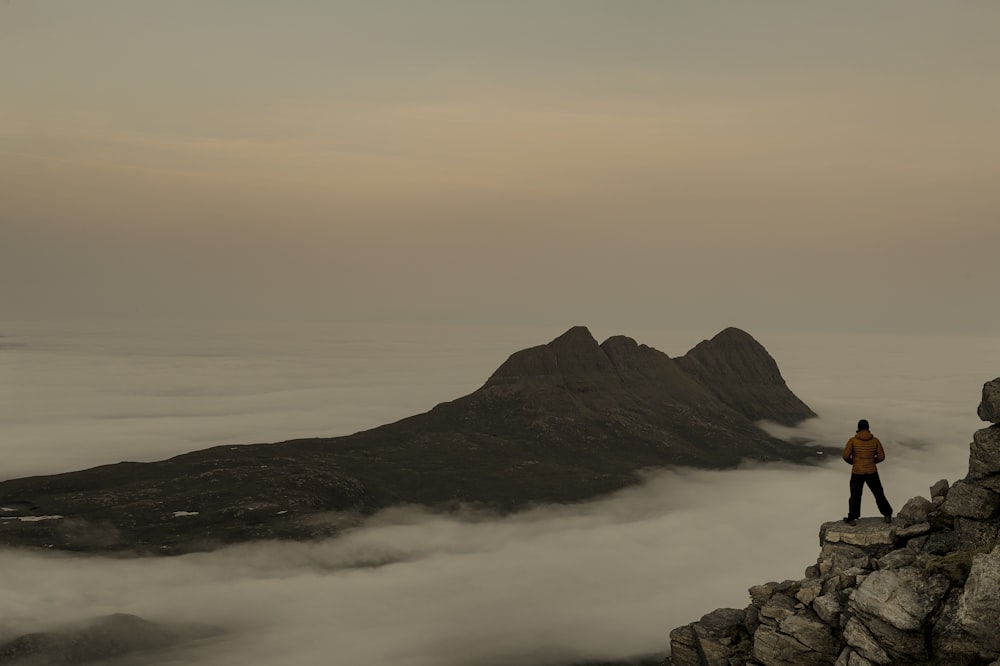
[849,568,951,632]
[979,378,1000,423]
[752,614,838,666]
[954,545,1000,659]
[820,519,896,550]
[894,522,930,540]
[969,425,1000,490]
[875,548,917,570]
[896,496,932,526]
[813,592,846,627]
[930,478,950,498]
[667,624,701,666]
[842,617,891,665]
[667,624,700,666]
[942,479,1000,519]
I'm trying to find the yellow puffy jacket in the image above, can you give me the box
[843,430,885,475]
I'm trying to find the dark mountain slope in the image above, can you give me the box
[677,327,816,426]
[0,326,827,555]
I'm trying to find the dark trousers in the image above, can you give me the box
[848,473,893,519]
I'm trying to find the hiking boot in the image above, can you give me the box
[843,517,857,526]
[884,515,892,524]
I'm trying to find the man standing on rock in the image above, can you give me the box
[842,419,893,525]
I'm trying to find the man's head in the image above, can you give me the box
[857,419,870,432]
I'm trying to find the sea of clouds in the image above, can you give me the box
[1,321,996,664]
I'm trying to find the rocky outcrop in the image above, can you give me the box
[676,328,817,426]
[0,326,828,555]
[667,377,1000,665]
[979,378,1000,423]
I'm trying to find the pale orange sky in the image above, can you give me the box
[2,2,998,334]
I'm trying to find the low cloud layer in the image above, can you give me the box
[0,445,973,665]
[1,322,994,664]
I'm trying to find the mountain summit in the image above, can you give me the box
[0,326,824,555]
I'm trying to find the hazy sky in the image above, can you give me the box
[2,2,998,333]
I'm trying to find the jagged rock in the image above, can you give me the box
[931,588,969,660]
[752,613,839,666]
[692,608,750,665]
[759,594,798,627]
[918,530,961,556]
[834,647,877,666]
[850,612,929,664]
[813,592,847,627]
[749,580,801,608]
[969,425,1000,491]
[745,604,761,635]
[930,478,950,498]
[955,517,1000,551]
[795,578,823,605]
[821,576,844,596]
[894,522,930,540]
[978,378,1000,423]
[668,624,701,666]
[668,608,750,666]
[749,583,777,608]
[842,616,891,665]
[817,543,870,577]
[896,496,933,526]
[952,545,1000,659]
[849,568,951,632]
[875,548,917,570]
[941,479,1000,519]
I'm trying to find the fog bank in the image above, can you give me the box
[1,322,995,664]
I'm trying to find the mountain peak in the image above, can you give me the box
[677,328,816,426]
[486,326,612,384]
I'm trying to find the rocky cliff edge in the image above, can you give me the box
[667,378,1000,666]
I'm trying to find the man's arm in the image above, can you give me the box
[842,440,855,464]
[875,439,886,464]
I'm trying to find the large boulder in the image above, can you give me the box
[978,378,1000,423]
[941,480,1000,520]
[669,608,750,666]
[952,545,1000,659]
[849,568,951,632]
[968,425,1000,492]
[896,496,933,526]
[752,613,839,666]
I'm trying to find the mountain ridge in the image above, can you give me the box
[0,325,827,555]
